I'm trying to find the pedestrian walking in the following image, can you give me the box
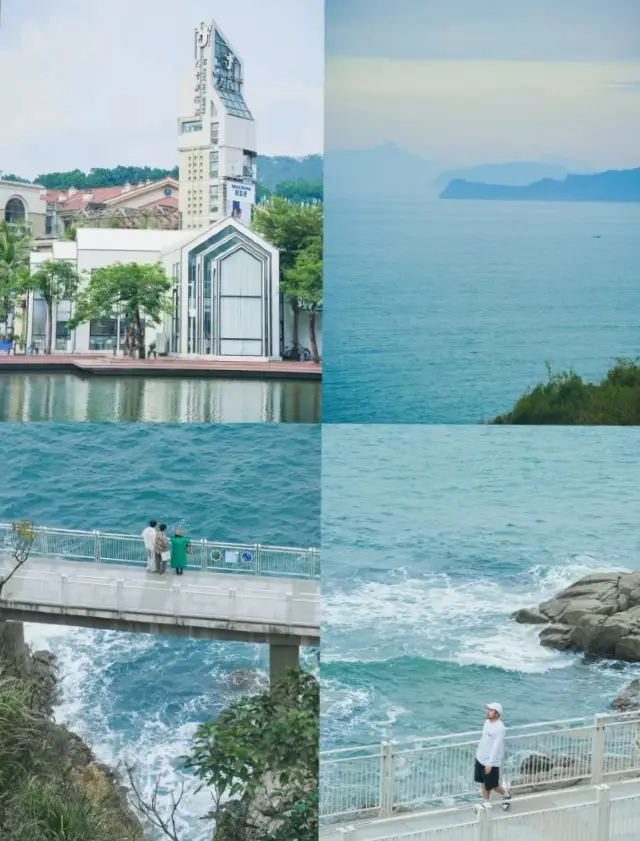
[170,528,192,576]
[154,523,170,574]
[141,520,158,572]
[474,702,512,809]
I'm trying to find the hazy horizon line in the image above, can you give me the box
[325,142,640,172]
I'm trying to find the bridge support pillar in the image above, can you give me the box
[269,643,299,683]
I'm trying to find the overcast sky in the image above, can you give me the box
[0,0,323,180]
[326,0,640,168]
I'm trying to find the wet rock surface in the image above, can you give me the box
[513,572,640,661]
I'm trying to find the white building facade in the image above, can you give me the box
[24,219,280,359]
[178,20,257,231]
[0,179,48,236]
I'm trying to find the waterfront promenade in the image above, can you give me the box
[321,713,640,828]
[0,524,320,677]
[320,713,640,839]
[319,779,640,840]
[0,354,321,381]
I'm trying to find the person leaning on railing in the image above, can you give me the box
[170,528,192,576]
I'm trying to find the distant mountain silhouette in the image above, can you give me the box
[434,162,570,188]
[440,167,640,202]
[325,143,441,198]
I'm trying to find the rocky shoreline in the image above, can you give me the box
[514,572,640,663]
[513,571,640,716]
[0,620,144,839]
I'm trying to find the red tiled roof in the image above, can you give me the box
[49,178,178,211]
[47,186,122,210]
[141,196,179,209]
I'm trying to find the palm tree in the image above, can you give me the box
[0,221,31,341]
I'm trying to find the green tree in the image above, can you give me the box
[1,174,31,184]
[252,198,322,356]
[62,220,87,242]
[22,260,82,354]
[187,668,318,841]
[0,221,31,338]
[274,180,323,204]
[285,237,322,362]
[68,262,172,359]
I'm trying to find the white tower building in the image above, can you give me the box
[178,20,257,231]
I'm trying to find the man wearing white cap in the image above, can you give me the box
[474,702,512,809]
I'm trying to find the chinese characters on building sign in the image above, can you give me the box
[193,22,212,118]
[215,45,238,92]
[226,182,256,222]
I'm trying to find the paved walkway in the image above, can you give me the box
[0,556,320,644]
[0,355,321,381]
[319,779,640,840]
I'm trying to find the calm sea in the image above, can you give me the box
[324,195,640,423]
[0,374,321,423]
[0,423,320,840]
[322,426,640,750]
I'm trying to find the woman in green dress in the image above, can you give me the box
[170,528,191,575]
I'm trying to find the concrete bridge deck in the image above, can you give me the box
[0,556,319,677]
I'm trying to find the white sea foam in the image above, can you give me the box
[323,556,629,674]
[321,677,409,744]
[22,623,266,841]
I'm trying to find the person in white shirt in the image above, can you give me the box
[474,702,512,809]
[141,520,158,572]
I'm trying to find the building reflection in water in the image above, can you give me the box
[0,374,321,423]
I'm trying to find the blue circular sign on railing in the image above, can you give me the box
[241,551,253,563]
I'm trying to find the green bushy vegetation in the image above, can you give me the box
[0,651,142,841]
[493,359,640,425]
[186,668,319,841]
[3,155,323,198]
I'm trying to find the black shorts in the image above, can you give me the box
[474,759,500,790]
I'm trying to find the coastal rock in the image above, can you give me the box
[520,753,554,775]
[514,573,640,662]
[615,636,640,661]
[513,606,548,624]
[612,679,640,712]
[224,668,269,692]
[539,624,573,650]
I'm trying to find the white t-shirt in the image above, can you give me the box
[476,719,506,767]
[141,526,156,551]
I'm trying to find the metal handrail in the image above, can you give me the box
[0,522,320,579]
[319,781,640,841]
[320,712,640,821]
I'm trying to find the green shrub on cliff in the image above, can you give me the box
[188,667,319,841]
[492,359,640,424]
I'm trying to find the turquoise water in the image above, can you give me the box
[323,195,640,423]
[322,426,640,750]
[0,423,320,840]
[0,374,321,423]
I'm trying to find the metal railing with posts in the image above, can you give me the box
[320,712,640,822]
[0,523,320,580]
[320,780,640,841]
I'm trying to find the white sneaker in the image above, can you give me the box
[501,790,512,811]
